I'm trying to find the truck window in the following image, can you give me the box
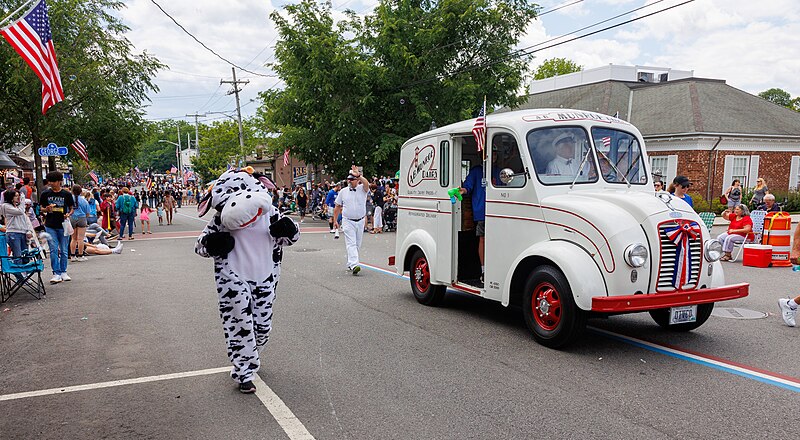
[439,140,449,187]
[491,133,525,188]
[527,127,597,185]
[591,128,648,185]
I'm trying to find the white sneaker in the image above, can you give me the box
[76,256,89,262]
[49,274,62,284]
[61,273,72,282]
[329,229,335,234]
[334,230,340,239]
[112,242,124,254]
[778,298,796,327]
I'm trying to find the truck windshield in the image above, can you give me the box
[591,127,647,185]
[526,127,598,186]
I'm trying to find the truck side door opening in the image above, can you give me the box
[455,135,483,286]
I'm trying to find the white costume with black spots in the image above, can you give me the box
[195,169,299,383]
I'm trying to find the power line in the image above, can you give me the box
[538,0,584,17]
[148,0,277,79]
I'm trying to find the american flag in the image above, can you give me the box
[170,164,177,174]
[70,139,89,165]
[472,98,487,152]
[88,171,98,184]
[145,175,152,189]
[283,149,290,167]
[601,136,612,148]
[0,0,64,114]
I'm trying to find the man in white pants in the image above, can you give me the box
[333,166,369,275]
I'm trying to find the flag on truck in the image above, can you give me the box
[0,0,64,114]
[472,97,486,152]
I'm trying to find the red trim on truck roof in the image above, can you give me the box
[591,283,749,313]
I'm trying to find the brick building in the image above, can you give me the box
[509,65,800,203]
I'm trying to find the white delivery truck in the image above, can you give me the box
[390,108,749,348]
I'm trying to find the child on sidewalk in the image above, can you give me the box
[140,203,153,235]
[156,202,165,226]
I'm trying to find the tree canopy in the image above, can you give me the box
[758,88,799,111]
[533,57,582,80]
[256,0,540,178]
[0,0,163,179]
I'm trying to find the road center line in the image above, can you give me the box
[359,262,800,394]
[0,367,232,402]
[252,375,316,440]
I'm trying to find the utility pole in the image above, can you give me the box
[185,113,206,153]
[221,67,249,164]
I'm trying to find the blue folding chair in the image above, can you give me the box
[0,232,46,302]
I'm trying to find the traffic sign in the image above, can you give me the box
[38,143,68,157]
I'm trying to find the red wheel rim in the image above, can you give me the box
[532,282,562,331]
[413,258,430,293]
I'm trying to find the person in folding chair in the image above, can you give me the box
[1,189,31,284]
[716,204,753,262]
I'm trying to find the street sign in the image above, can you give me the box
[293,175,308,185]
[293,166,307,179]
[38,142,68,157]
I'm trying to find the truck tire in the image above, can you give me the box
[648,303,714,331]
[410,250,446,306]
[523,265,586,348]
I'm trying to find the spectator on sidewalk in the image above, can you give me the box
[670,175,694,208]
[723,179,742,209]
[326,182,340,233]
[757,194,781,213]
[717,204,753,261]
[115,187,138,240]
[778,221,800,327]
[750,178,769,208]
[39,171,74,284]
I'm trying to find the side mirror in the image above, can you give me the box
[499,168,515,185]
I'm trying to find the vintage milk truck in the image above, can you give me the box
[391,108,749,348]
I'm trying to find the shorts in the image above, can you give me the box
[70,216,88,228]
[475,220,485,237]
[327,206,335,217]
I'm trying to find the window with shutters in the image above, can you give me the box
[731,156,748,185]
[650,156,668,181]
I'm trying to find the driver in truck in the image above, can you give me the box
[546,133,580,176]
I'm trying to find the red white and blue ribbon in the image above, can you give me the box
[664,221,701,289]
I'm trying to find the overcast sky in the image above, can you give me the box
[118,0,800,125]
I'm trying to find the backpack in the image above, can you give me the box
[122,195,134,214]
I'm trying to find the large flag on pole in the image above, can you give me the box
[472,97,487,152]
[70,138,89,166]
[0,0,64,114]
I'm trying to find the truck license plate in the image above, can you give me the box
[669,305,697,325]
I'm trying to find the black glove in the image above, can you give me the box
[269,215,298,239]
[203,231,235,258]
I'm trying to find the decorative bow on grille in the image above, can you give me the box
[664,221,701,289]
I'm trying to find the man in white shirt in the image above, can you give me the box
[334,165,370,275]
[545,133,580,177]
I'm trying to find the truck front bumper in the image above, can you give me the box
[591,283,749,313]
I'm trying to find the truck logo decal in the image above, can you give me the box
[407,144,438,187]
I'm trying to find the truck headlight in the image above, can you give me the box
[704,239,723,262]
[624,243,648,268]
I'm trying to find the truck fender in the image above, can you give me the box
[709,261,725,288]
[397,229,437,278]
[502,240,606,311]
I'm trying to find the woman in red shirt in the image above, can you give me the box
[718,204,753,261]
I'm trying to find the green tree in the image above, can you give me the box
[0,0,163,188]
[136,120,195,173]
[758,88,794,109]
[533,57,582,80]
[192,119,261,183]
[257,0,540,178]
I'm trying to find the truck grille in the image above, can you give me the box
[657,222,702,291]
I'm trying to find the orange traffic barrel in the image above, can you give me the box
[762,212,793,267]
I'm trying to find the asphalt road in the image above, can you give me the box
[0,206,798,439]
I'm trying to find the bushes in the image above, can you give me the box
[690,192,726,214]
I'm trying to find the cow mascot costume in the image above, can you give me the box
[195,167,299,393]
